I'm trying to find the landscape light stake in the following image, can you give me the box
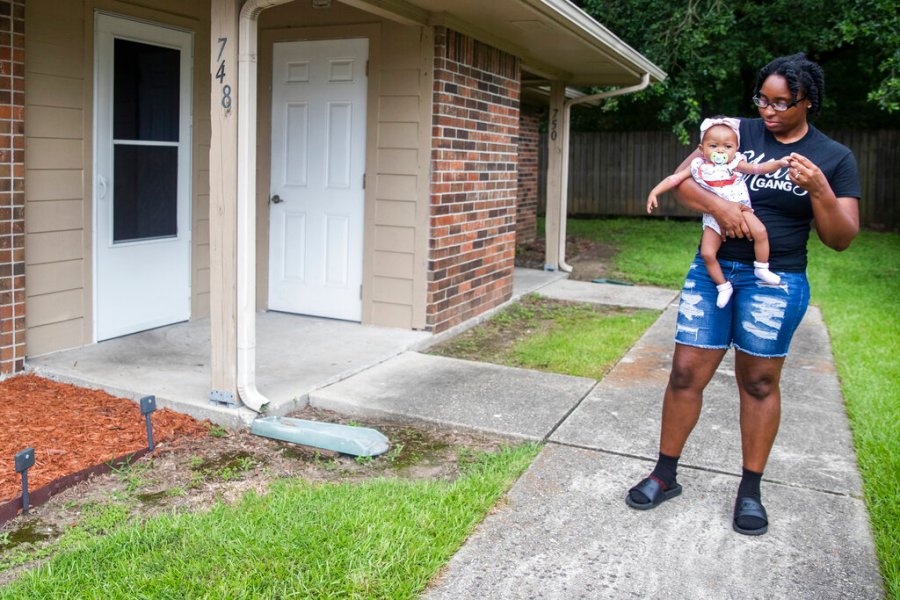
[14,448,35,515]
[140,395,157,451]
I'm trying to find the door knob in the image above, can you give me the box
[270,194,283,204]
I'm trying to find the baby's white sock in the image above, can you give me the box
[754,261,781,285]
[716,281,733,308]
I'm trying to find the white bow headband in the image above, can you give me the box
[700,117,741,146]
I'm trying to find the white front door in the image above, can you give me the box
[93,14,192,340]
[268,39,368,321]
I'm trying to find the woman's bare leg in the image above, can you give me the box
[659,344,728,457]
[627,343,728,507]
[731,350,785,534]
[734,351,785,472]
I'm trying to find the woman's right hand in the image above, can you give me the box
[672,148,753,240]
[711,200,753,241]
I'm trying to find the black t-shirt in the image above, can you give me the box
[713,118,861,271]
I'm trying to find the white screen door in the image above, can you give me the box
[268,38,368,321]
[94,14,192,340]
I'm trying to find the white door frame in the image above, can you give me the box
[92,13,193,341]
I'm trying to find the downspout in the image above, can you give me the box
[237,0,292,412]
[556,73,650,272]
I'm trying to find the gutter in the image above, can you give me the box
[237,0,293,412]
[555,73,651,272]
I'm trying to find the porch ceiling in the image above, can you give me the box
[341,0,666,86]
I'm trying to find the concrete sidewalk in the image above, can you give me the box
[310,279,883,599]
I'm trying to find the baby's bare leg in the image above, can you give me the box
[742,212,770,263]
[701,227,734,307]
[700,227,725,284]
[742,212,781,284]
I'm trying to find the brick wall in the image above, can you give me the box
[0,0,24,374]
[428,28,520,332]
[516,106,541,244]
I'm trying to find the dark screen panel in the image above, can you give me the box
[114,39,180,142]
[113,145,178,242]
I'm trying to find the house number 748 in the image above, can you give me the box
[217,37,231,111]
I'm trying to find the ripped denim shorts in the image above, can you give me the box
[674,255,810,358]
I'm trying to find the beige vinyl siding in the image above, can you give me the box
[25,200,82,232]
[23,261,83,297]
[372,23,434,329]
[24,0,211,357]
[23,0,86,354]
[21,3,69,353]
[370,22,432,330]
[193,142,211,315]
[256,7,432,330]
[192,44,212,320]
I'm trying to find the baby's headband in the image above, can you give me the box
[700,117,741,146]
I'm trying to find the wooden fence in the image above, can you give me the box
[538,130,900,230]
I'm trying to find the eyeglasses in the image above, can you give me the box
[752,94,806,112]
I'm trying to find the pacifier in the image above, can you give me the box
[710,151,729,165]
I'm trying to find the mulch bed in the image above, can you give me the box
[0,374,209,503]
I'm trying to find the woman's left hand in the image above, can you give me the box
[789,153,859,251]
[788,153,827,195]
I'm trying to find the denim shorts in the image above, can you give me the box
[674,256,810,358]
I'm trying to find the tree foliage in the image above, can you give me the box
[573,0,898,141]
[836,0,900,112]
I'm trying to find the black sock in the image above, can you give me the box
[649,452,680,489]
[735,468,766,531]
[738,467,762,500]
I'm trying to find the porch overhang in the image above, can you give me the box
[342,0,666,86]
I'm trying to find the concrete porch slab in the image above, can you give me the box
[26,312,430,428]
[22,269,567,429]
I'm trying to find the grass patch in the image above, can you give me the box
[430,295,659,379]
[562,217,699,287]
[807,230,899,598]
[0,444,539,599]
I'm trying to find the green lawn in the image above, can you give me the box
[564,217,700,286]
[0,445,539,599]
[807,229,900,599]
[429,296,659,380]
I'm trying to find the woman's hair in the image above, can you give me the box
[753,53,825,115]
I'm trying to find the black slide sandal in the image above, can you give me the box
[733,496,769,535]
[626,476,683,510]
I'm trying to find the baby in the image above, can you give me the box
[647,117,790,307]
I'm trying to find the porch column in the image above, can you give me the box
[543,81,567,270]
[208,0,239,402]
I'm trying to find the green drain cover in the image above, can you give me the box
[251,416,389,457]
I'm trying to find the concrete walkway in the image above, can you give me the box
[310,278,884,599]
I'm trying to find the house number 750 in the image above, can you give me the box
[217,37,232,111]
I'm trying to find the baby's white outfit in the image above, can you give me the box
[690,152,781,302]
[691,153,751,235]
